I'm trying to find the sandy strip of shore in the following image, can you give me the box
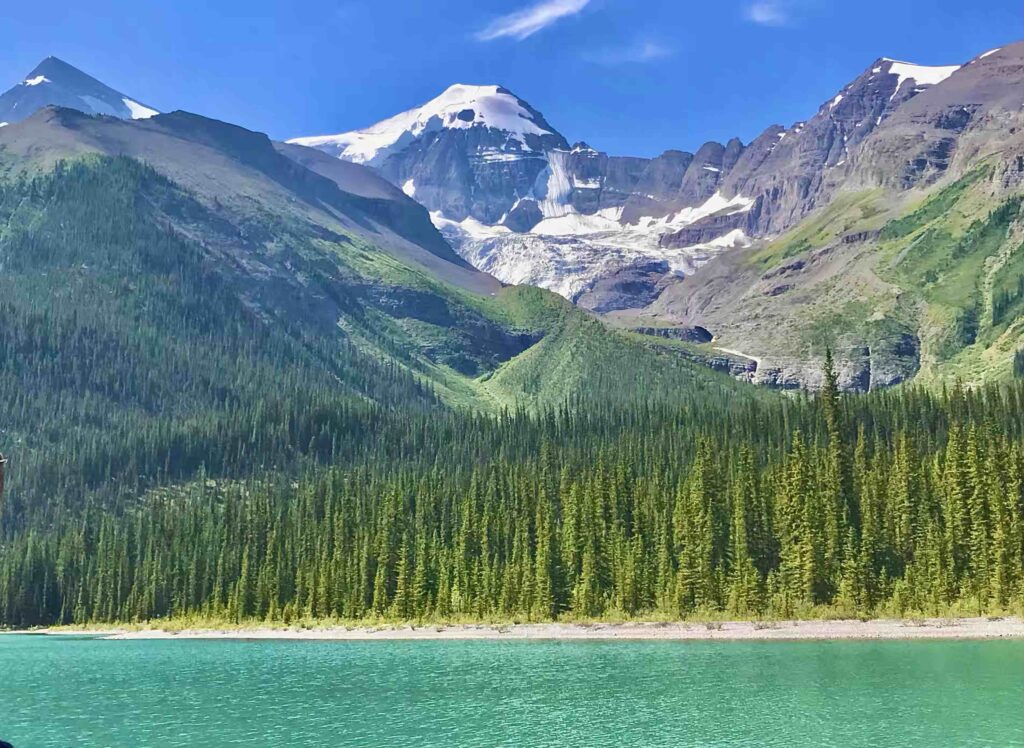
[21,617,1023,641]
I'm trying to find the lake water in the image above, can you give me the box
[1,635,1022,747]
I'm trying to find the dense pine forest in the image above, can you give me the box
[3,354,1024,626]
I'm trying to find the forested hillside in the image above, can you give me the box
[0,119,1022,628]
[0,156,436,527]
[0,141,746,528]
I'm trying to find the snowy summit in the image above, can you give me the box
[289,84,560,166]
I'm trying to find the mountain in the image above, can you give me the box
[1,43,1021,410]
[290,86,761,309]
[294,42,1024,388]
[633,42,1024,388]
[291,57,975,313]
[0,98,751,530]
[0,105,535,382]
[0,56,158,126]
[291,84,569,226]
[3,44,1024,637]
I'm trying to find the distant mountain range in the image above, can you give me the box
[289,51,1013,315]
[2,43,1024,389]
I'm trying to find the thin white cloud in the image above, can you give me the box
[476,0,591,42]
[585,40,673,65]
[744,1,789,26]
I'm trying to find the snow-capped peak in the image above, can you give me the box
[289,84,561,166]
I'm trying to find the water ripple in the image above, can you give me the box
[1,637,1022,747]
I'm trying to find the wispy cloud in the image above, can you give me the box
[744,0,790,26]
[476,0,591,42]
[584,40,673,65]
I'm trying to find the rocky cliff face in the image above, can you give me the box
[670,57,966,244]
[638,45,1024,391]
[840,44,1024,192]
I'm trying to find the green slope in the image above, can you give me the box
[679,164,1024,389]
[873,168,1024,383]
[0,153,764,525]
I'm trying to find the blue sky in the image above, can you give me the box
[2,0,1021,157]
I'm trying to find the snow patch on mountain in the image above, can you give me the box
[289,84,556,166]
[532,208,623,236]
[475,148,536,163]
[123,98,158,120]
[23,76,51,87]
[432,213,512,240]
[535,149,576,218]
[632,192,755,232]
[883,59,961,92]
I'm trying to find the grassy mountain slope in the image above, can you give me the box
[876,169,1024,384]
[637,162,1024,390]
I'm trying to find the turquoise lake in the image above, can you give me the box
[1,635,1022,746]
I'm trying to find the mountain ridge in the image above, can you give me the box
[289,40,1024,389]
[286,48,993,315]
[3,46,1023,390]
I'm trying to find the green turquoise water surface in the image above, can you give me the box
[1,635,1022,747]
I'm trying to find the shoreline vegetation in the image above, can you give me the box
[6,615,1024,641]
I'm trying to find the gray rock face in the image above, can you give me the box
[573,261,671,313]
[376,122,566,225]
[706,57,965,239]
[841,44,1024,191]
[618,150,694,222]
[0,57,158,125]
[631,326,713,343]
